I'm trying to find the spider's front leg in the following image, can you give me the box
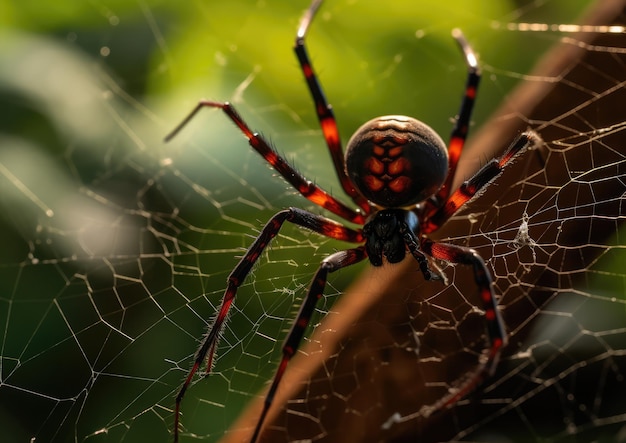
[173,208,363,443]
[165,100,365,225]
[435,29,482,205]
[294,0,370,213]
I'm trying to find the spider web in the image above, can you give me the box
[1,1,625,442]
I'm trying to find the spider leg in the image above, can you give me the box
[165,100,365,225]
[396,214,443,282]
[423,131,538,233]
[250,246,368,443]
[420,238,506,410]
[295,0,371,213]
[173,208,363,443]
[429,29,481,209]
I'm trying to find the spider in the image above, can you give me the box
[165,0,537,441]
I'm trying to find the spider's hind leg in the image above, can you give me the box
[250,246,368,443]
[420,238,506,409]
[172,208,363,443]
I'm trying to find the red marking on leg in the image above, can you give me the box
[466,85,477,99]
[485,309,496,321]
[440,137,464,201]
[262,149,278,166]
[491,337,504,353]
[302,63,313,78]
[174,360,202,442]
[481,288,492,303]
[248,251,260,263]
[320,117,340,146]
[306,188,365,224]
[448,136,464,165]
[444,197,462,216]
[321,224,364,242]
[183,361,200,393]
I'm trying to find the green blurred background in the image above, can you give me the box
[0,1,593,442]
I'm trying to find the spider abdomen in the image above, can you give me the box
[345,115,448,208]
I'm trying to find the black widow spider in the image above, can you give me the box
[165,0,537,441]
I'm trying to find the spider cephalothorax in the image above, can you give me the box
[165,0,536,441]
[362,209,418,266]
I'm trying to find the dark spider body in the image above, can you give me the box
[346,115,448,208]
[165,1,537,441]
[363,209,419,266]
[351,115,448,268]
